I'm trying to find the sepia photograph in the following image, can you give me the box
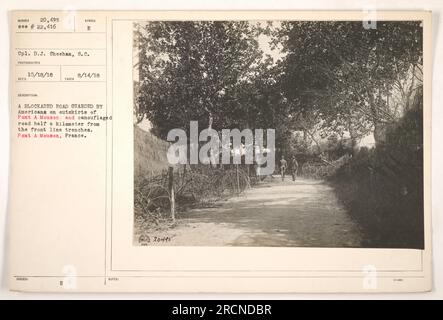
[132,20,424,249]
[4,7,436,295]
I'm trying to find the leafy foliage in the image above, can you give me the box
[135,21,269,138]
[277,21,423,145]
[329,89,424,248]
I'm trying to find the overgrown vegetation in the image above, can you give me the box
[301,155,352,179]
[134,164,256,227]
[329,91,424,249]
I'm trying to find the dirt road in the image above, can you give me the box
[136,177,362,247]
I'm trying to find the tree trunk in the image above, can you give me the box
[373,122,387,145]
[207,112,217,168]
[348,124,359,156]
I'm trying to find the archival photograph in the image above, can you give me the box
[132,20,424,249]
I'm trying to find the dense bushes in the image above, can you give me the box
[329,104,424,249]
[301,155,352,179]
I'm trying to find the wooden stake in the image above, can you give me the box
[168,166,175,221]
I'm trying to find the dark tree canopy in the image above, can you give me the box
[135,21,268,139]
[135,20,423,154]
[277,21,423,146]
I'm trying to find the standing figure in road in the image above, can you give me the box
[290,156,299,181]
[280,156,287,181]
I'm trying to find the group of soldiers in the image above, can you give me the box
[279,156,299,181]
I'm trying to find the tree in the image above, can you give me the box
[134,21,264,139]
[277,21,423,146]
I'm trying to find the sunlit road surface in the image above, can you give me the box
[139,177,363,248]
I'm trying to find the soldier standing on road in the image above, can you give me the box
[290,156,299,181]
[280,157,287,181]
